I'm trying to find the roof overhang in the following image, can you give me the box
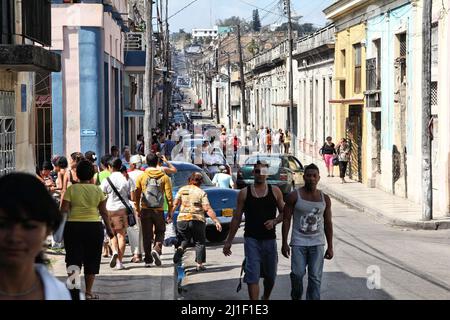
[0,45,61,72]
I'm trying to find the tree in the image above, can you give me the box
[252,9,261,32]
[217,16,251,30]
[276,22,318,36]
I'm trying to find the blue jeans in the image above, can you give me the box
[243,237,278,286]
[290,245,324,300]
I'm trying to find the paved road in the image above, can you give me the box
[178,197,450,300]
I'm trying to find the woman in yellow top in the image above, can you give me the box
[61,160,114,300]
[168,172,222,271]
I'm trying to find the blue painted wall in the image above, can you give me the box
[104,62,110,154]
[79,27,103,159]
[51,51,63,156]
[366,4,412,153]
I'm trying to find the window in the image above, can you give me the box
[431,82,438,107]
[373,39,381,89]
[341,49,346,71]
[21,0,52,46]
[353,44,362,93]
[1,0,14,44]
[339,80,346,99]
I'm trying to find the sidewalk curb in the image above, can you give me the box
[320,184,450,230]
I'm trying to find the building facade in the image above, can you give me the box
[294,25,335,163]
[51,0,128,158]
[0,0,61,175]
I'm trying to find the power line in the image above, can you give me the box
[237,0,286,19]
[168,0,201,20]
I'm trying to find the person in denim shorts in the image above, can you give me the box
[223,161,285,300]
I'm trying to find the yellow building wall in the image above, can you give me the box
[333,23,368,183]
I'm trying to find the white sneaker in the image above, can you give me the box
[116,261,125,270]
[145,263,152,268]
[109,252,118,268]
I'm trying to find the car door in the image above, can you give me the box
[288,156,303,187]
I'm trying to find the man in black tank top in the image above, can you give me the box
[223,161,285,300]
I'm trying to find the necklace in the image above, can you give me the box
[0,280,39,297]
[253,184,267,198]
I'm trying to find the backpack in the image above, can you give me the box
[142,176,164,208]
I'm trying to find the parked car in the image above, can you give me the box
[236,154,304,195]
[165,161,239,242]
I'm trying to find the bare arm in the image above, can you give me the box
[223,188,246,256]
[264,186,285,230]
[281,191,297,258]
[203,202,222,232]
[98,200,114,238]
[323,194,334,260]
[161,156,177,174]
[168,198,181,222]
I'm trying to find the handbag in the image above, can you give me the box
[106,177,137,227]
[332,156,340,166]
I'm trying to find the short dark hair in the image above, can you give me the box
[56,156,68,169]
[41,161,53,171]
[111,145,119,153]
[146,152,159,167]
[84,151,97,163]
[304,163,320,174]
[70,152,84,163]
[0,173,62,264]
[76,160,95,181]
[100,154,114,169]
[112,158,123,171]
[0,173,61,232]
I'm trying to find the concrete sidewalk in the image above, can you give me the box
[296,151,450,230]
[47,248,176,300]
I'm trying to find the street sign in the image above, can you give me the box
[81,129,97,137]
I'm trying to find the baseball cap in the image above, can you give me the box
[130,155,142,164]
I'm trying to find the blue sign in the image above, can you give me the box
[81,129,97,137]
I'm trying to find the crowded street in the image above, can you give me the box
[1,0,450,304]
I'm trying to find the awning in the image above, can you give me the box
[272,101,298,107]
[123,110,145,118]
[329,98,365,104]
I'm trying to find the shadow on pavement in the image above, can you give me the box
[180,272,394,300]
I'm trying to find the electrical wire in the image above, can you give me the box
[168,0,201,21]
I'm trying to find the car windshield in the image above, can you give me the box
[170,169,214,188]
[245,156,282,168]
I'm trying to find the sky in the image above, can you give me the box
[167,0,335,33]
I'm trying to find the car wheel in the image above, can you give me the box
[206,225,229,243]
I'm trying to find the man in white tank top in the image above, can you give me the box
[281,163,334,300]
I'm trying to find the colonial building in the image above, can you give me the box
[324,0,371,184]
[293,24,335,163]
[51,0,129,158]
[0,0,61,175]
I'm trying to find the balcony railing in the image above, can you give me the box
[295,24,335,55]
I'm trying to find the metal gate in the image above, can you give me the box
[346,105,362,182]
[0,91,15,176]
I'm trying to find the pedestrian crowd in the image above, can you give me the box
[1,120,338,301]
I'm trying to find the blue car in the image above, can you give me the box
[165,161,239,243]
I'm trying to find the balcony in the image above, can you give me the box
[294,24,335,58]
[0,0,61,72]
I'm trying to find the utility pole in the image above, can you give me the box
[163,0,171,133]
[422,0,432,220]
[215,47,220,123]
[143,0,154,154]
[286,0,294,148]
[227,54,232,130]
[236,24,247,141]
